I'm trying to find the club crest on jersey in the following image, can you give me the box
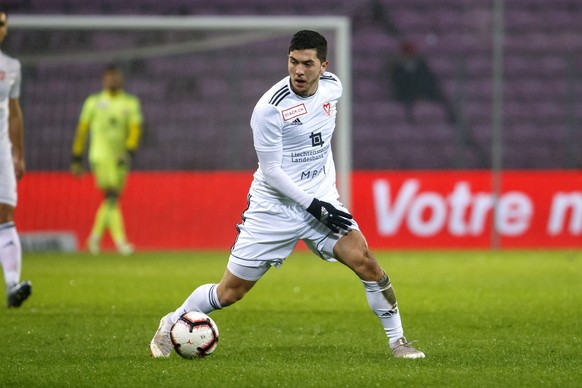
[282,103,308,121]
[0,71,5,80]
[323,102,331,117]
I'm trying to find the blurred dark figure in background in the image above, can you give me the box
[390,40,457,125]
[353,0,400,35]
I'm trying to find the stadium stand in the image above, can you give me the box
[4,0,582,170]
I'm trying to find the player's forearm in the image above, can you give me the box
[72,122,89,157]
[256,149,313,208]
[8,99,24,159]
[126,123,142,152]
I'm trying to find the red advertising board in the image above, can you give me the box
[16,170,582,250]
[352,170,582,249]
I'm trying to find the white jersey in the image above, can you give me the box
[0,50,20,155]
[250,72,342,205]
[0,50,21,206]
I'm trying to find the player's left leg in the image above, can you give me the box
[151,197,294,357]
[0,203,31,308]
[87,198,110,255]
[333,230,425,359]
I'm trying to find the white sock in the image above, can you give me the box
[0,222,22,290]
[171,283,222,323]
[362,273,404,346]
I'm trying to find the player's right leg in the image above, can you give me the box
[151,196,296,357]
[150,267,260,358]
[87,162,111,254]
[174,265,261,319]
[149,312,175,358]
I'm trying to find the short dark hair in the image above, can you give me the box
[288,30,327,63]
[105,63,121,73]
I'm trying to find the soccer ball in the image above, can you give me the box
[170,311,219,359]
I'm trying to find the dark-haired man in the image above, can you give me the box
[151,30,424,359]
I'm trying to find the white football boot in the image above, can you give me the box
[116,241,134,256]
[150,313,174,358]
[390,337,425,359]
[87,236,100,256]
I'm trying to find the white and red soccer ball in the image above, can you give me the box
[170,311,219,359]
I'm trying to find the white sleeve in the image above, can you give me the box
[9,60,21,99]
[251,103,313,208]
[251,103,283,152]
[256,148,313,208]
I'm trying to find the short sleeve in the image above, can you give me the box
[250,103,283,152]
[8,60,21,99]
[79,95,95,124]
[129,96,143,125]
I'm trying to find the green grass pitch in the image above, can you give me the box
[1,250,581,387]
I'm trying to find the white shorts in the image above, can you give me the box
[0,154,17,207]
[227,195,359,281]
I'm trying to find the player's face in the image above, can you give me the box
[0,13,8,44]
[103,69,124,92]
[288,49,328,97]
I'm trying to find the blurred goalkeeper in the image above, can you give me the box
[151,30,425,359]
[70,64,143,256]
[0,10,32,308]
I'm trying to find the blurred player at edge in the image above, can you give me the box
[0,10,32,308]
[70,65,143,256]
[150,30,425,359]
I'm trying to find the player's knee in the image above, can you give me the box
[104,189,120,200]
[343,244,383,281]
[353,248,378,276]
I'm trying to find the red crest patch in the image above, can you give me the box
[323,102,331,117]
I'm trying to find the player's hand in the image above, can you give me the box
[118,151,135,167]
[70,156,85,176]
[306,198,353,233]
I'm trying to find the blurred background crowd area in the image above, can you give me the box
[3,0,582,171]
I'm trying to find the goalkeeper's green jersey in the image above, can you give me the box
[79,90,143,162]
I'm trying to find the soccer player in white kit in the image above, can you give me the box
[0,11,31,308]
[151,30,424,359]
